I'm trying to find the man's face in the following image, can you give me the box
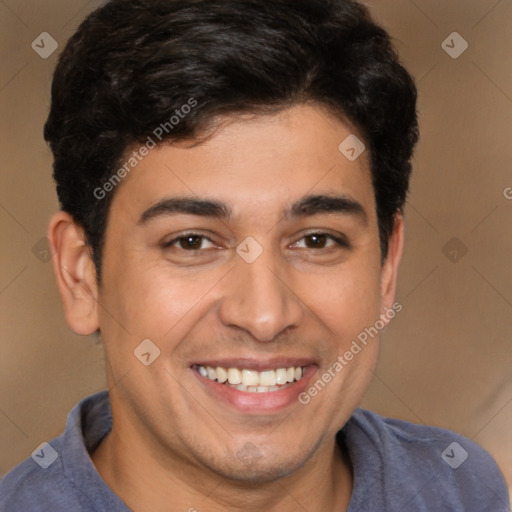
[95,104,398,481]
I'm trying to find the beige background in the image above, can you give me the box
[1,0,511,499]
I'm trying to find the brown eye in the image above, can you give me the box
[179,235,203,250]
[293,233,344,250]
[164,234,216,251]
[303,234,329,249]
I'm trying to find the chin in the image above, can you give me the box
[218,460,304,485]
[201,442,316,484]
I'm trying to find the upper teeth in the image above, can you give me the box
[197,365,305,388]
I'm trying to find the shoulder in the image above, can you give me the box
[0,391,114,512]
[0,436,83,511]
[344,409,509,511]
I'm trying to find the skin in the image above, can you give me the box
[49,103,404,512]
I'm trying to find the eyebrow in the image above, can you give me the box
[285,194,367,224]
[138,194,367,225]
[139,197,231,224]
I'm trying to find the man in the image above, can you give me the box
[0,0,508,510]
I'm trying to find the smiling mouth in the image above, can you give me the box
[194,364,307,393]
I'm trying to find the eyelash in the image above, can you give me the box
[162,234,217,251]
[162,232,349,251]
[292,233,349,250]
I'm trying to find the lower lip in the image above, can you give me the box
[194,366,317,414]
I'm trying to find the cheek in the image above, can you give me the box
[103,262,226,341]
[295,260,382,338]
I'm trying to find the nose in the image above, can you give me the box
[218,249,304,342]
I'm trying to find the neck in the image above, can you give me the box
[92,412,353,512]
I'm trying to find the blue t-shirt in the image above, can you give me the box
[0,391,508,511]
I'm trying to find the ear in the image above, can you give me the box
[48,211,100,335]
[379,213,405,317]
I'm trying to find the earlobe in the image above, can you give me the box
[48,212,100,335]
[380,214,405,318]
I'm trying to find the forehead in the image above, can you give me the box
[109,104,376,223]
